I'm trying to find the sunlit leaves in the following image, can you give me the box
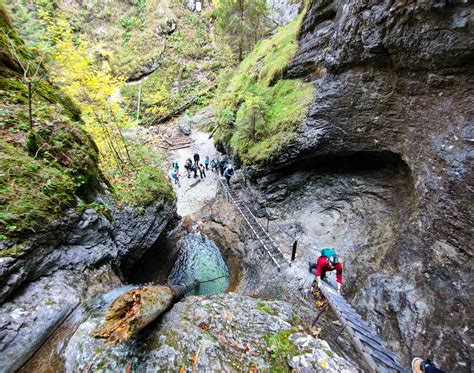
[38,9,133,168]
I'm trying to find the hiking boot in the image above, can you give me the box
[411,357,424,373]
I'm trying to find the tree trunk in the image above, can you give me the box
[136,81,142,120]
[238,0,244,61]
[28,81,33,130]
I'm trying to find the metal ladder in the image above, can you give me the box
[219,178,290,271]
[319,284,410,373]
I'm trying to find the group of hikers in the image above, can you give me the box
[169,153,235,187]
[309,248,445,373]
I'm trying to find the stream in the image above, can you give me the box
[18,124,229,372]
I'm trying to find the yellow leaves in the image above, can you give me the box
[224,311,233,322]
[321,359,328,369]
[38,11,133,167]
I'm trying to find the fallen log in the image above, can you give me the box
[158,135,191,148]
[93,282,197,344]
[208,123,219,139]
[93,276,228,344]
[151,82,218,126]
[169,144,191,151]
[186,179,201,191]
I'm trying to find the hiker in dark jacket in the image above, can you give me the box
[210,159,217,172]
[223,165,234,186]
[217,156,225,175]
[309,248,343,293]
[193,153,200,166]
[184,158,193,178]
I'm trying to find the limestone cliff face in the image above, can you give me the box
[263,1,473,370]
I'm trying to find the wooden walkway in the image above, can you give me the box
[319,283,410,373]
[219,178,290,271]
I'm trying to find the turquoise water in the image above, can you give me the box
[168,234,229,295]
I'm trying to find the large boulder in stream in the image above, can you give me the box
[65,292,356,372]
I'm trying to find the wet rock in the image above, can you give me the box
[65,293,356,372]
[128,57,162,82]
[288,333,356,372]
[267,0,300,27]
[178,114,192,135]
[0,196,175,371]
[0,266,121,372]
[257,1,473,370]
[0,198,175,302]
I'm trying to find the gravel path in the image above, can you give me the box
[169,130,220,217]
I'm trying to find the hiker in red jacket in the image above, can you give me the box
[309,248,343,292]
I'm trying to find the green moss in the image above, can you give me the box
[0,5,103,238]
[0,245,23,257]
[44,298,54,306]
[0,141,76,236]
[324,349,334,358]
[264,329,298,372]
[110,145,175,207]
[214,13,315,167]
[257,301,273,315]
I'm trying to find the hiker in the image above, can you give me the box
[204,156,210,170]
[210,159,217,173]
[173,160,179,172]
[217,156,225,175]
[412,358,445,373]
[193,153,200,166]
[223,164,234,186]
[185,158,193,178]
[198,163,206,179]
[309,248,343,293]
[171,170,180,187]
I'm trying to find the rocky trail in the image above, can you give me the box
[169,130,220,217]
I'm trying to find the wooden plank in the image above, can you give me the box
[321,285,380,373]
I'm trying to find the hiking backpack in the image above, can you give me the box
[320,248,338,263]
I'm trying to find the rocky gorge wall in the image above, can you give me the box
[215,0,474,370]
[0,196,176,371]
[243,0,473,370]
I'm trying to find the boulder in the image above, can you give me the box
[65,293,357,372]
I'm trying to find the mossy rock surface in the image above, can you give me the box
[214,12,315,167]
[65,293,356,372]
[0,4,102,238]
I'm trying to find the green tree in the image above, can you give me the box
[213,0,269,61]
